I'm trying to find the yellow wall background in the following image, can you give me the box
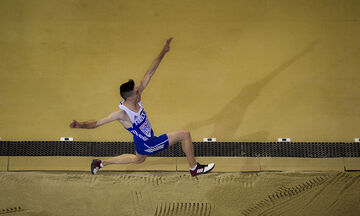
[1,0,359,142]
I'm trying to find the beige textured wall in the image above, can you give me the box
[1,0,359,142]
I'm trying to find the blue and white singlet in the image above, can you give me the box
[119,100,154,143]
[119,100,169,155]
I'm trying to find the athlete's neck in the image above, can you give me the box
[123,100,140,112]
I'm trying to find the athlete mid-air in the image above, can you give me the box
[70,38,215,176]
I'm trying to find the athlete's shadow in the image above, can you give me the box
[186,40,320,141]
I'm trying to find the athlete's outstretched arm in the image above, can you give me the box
[69,111,123,129]
[138,37,173,93]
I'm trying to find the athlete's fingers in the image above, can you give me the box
[74,120,80,128]
[69,120,77,128]
[163,38,172,53]
[167,37,173,44]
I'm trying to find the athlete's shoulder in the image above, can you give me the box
[111,109,127,120]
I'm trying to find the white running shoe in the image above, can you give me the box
[91,159,102,175]
[190,162,215,177]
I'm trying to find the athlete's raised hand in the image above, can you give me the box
[138,37,173,94]
[162,37,173,53]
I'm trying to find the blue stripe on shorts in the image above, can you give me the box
[134,134,169,155]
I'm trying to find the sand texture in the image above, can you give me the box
[0,171,359,216]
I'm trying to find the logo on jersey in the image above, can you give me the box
[139,119,152,137]
[134,110,146,125]
[130,129,149,141]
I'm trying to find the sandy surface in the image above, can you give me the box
[0,171,359,216]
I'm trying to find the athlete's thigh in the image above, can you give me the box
[167,130,187,146]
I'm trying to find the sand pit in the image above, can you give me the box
[0,171,359,216]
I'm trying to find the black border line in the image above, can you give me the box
[0,141,359,158]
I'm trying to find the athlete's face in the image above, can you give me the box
[130,86,141,102]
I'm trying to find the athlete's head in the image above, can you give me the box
[120,79,135,99]
[120,79,141,102]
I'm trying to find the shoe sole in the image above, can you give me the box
[90,159,97,175]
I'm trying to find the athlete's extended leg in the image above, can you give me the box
[102,153,147,166]
[167,130,196,168]
[91,153,146,175]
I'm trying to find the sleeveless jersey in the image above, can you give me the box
[118,100,154,143]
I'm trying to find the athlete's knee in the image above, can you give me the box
[133,156,146,164]
[181,130,191,139]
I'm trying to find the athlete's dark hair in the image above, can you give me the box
[120,79,135,100]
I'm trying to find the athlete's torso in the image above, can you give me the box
[118,100,154,143]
